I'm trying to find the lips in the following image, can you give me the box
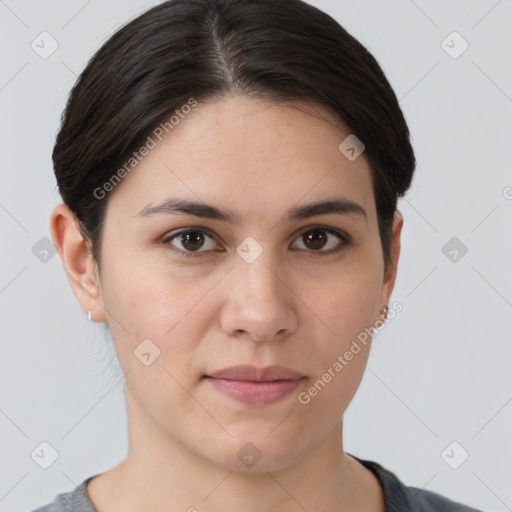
[204,365,305,406]
[207,365,303,382]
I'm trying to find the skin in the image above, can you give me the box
[50,95,403,512]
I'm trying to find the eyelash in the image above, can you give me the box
[162,225,352,259]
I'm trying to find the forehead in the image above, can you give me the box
[106,95,376,223]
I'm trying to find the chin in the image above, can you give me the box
[205,433,309,474]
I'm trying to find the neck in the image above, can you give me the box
[87,386,384,512]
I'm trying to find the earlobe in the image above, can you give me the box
[49,203,106,323]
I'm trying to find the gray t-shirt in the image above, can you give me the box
[31,455,483,511]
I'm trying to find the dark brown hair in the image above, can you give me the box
[53,0,415,274]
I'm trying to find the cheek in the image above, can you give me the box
[299,350,370,421]
[297,285,376,426]
[101,264,205,424]
[100,256,224,397]
[101,253,213,340]
[298,261,382,403]
[305,260,383,346]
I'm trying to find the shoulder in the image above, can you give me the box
[350,454,483,512]
[30,475,99,512]
[30,496,72,512]
[398,485,483,511]
[31,505,62,512]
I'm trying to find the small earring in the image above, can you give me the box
[381,306,388,319]
[87,310,92,321]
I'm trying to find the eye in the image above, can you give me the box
[162,225,351,259]
[290,225,351,256]
[163,229,219,258]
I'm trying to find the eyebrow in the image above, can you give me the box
[135,196,368,224]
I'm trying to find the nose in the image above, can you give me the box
[219,251,298,343]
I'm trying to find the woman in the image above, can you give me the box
[34,0,481,510]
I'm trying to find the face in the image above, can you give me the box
[54,95,401,473]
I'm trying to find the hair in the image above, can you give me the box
[53,0,415,276]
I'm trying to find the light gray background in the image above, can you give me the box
[1,0,511,511]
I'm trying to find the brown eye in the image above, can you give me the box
[291,226,350,255]
[303,230,328,250]
[180,231,206,251]
[163,229,218,258]
[163,225,350,259]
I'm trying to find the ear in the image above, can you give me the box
[379,210,403,312]
[50,203,106,323]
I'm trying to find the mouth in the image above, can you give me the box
[203,365,306,406]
